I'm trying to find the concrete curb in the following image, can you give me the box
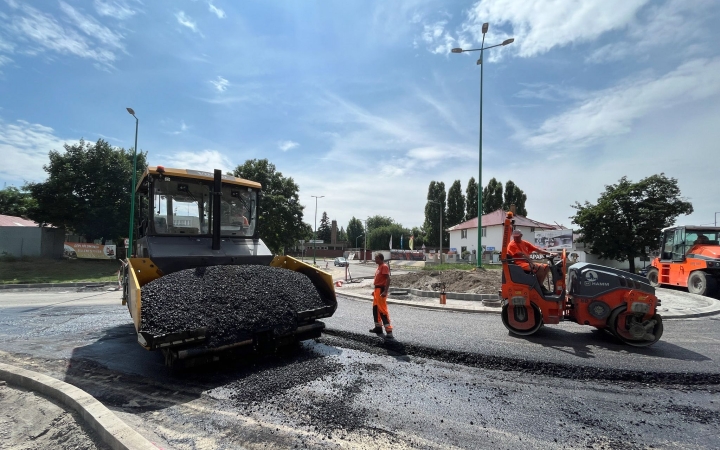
[0,282,118,290]
[339,290,502,314]
[0,362,156,450]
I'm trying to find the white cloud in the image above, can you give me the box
[464,0,648,57]
[526,58,720,149]
[208,3,226,19]
[278,140,299,152]
[0,54,12,68]
[2,2,125,65]
[60,2,125,50]
[420,20,455,54]
[210,76,229,92]
[176,11,199,33]
[93,0,136,20]
[0,120,75,184]
[155,149,233,174]
[585,0,715,64]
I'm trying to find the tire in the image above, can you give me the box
[687,271,716,296]
[646,267,659,287]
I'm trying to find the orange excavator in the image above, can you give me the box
[645,226,720,296]
[500,212,663,346]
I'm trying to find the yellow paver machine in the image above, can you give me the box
[120,166,337,366]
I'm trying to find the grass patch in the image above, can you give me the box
[0,257,121,285]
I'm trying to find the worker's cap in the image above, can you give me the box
[512,230,522,237]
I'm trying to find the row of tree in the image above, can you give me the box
[0,138,692,268]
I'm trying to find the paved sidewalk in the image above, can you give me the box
[334,278,720,319]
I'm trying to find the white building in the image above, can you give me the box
[447,209,557,262]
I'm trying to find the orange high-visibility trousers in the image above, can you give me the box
[372,287,393,332]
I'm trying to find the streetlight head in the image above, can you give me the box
[482,23,489,34]
[126,107,135,115]
[451,48,463,53]
[502,38,515,46]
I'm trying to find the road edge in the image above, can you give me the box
[0,362,156,450]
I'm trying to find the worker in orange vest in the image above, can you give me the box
[507,229,553,291]
[369,253,394,339]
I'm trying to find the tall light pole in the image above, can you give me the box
[452,24,514,267]
[428,200,443,263]
[715,212,720,227]
[355,234,364,249]
[362,219,368,263]
[311,195,324,265]
[126,108,139,257]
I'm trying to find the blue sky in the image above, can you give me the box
[1,0,719,231]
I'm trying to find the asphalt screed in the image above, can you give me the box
[140,265,329,347]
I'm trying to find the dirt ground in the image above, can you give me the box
[390,268,502,294]
[0,381,108,450]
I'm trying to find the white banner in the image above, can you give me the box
[533,229,573,250]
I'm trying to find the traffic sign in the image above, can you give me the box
[124,238,129,248]
[486,246,495,251]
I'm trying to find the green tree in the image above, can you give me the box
[347,217,364,247]
[465,177,478,221]
[337,226,348,242]
[317,211,331,242]
[502,180,528,216]
[571,174,693,273]
[423,181,447,247]
[447,180,465,227]
[232,159,305,254]
[300,223,314,240]
[368,223,409,250]
[25,139,147,242]
[0,187,37,218]
[482,178,504,214]
[367,215,394,230]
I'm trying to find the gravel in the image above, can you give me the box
[140,265,330,347]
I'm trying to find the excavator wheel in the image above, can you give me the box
[646,267,659,288]
[501,302,543,336]
[608,308,663,347]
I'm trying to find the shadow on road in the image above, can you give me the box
[63,323,338,413]
[515,326,711,362]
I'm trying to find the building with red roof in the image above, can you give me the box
[447,209,559,262]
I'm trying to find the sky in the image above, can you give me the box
[1,0,719,232]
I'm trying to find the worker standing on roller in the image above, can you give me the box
[369,253,394,339]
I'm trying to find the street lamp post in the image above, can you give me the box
[715,212,720,227]
[428,200,443,263]
[311,195,324,265]
[355,234,364,249]
[126,108,139,257]
[452,24,514,268]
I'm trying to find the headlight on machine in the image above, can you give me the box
[511,296,527,306]
[630,302,650,314]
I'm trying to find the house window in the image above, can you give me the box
[481,227,487,237]
[461,229,468,239]
[530,227,535,232]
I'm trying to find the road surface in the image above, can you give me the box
[1,288,719,449]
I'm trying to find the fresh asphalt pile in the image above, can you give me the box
[140,265,328,347]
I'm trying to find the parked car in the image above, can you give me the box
[334,257,349,267]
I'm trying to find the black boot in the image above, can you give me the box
[369,326,384,335]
